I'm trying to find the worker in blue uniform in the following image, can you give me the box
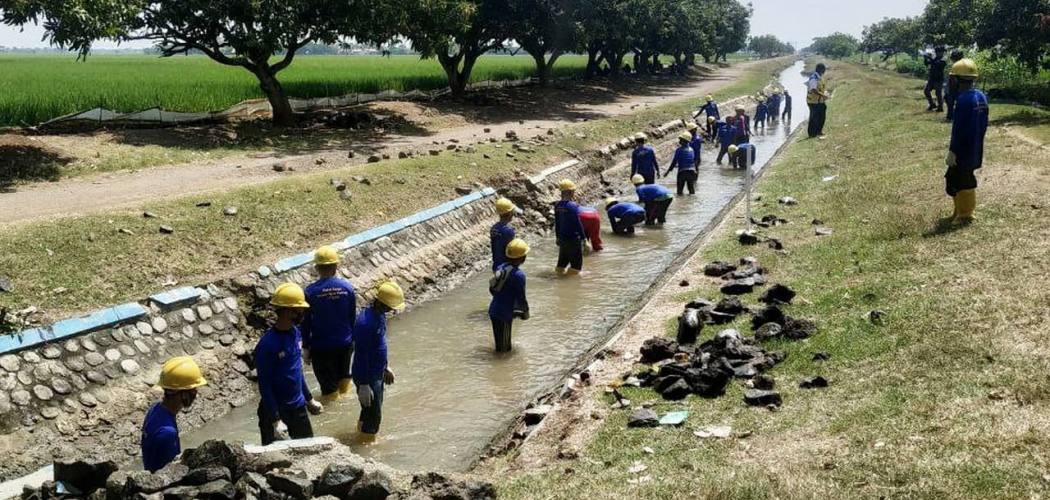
[302,246,356,405]
[489,238,530,352]
[630,133,660,185]
[728,143,756,170]
[554,179,587,275]
[352,281,404,444]
[731,105,751,144]
[141,356,207,472]
[687,122,704,168]
[633,174,674,225]
[693,94,720,138]
[664,132,698,195]
[768,91,782,123]
[945,58,988,224]
[781,90,792,120]
[754,96,768,131]
[715,119,737,165]
[923,46,948,112]
[605,197,646,235]
[944,49,965,122]
[490,198,519,271]
[255,283,315,445]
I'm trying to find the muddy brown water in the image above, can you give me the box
[183,62,810,472]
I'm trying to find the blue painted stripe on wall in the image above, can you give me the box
[273,252,314,273]
[149,286,202,307]
[3,302,147,354]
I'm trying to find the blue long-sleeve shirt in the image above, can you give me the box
[554,200,586,242]
[636,184,673,203]
[631,145,659,180]
[489,263,528,323]
[302,277,356,351]
[490,221,515,271]
[351,305,388,385]
[254,326,307,417]
[755,103,768,121]
[736,143,757,168]
[607,202,645,223]
[949,89,989,170]
[719,124,738,147]
[699,101,720,119]
[689,133,703,165]
[665,145,696,174]
[141,402,179,473]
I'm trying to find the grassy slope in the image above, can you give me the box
[0,59,789,321]
[495,63,1050,498]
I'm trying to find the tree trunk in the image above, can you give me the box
[255,66,295,126]
[527,48,553,85]
[586,46,601,79]
[609,52,626,77]
[438,51,470,98]
[651,53,660,72]
[686,53,696,66]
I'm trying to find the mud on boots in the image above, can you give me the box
[605,197,646,235]
[945,58,988,225]
[633,174,674,226]
[255,283,316,446]
[141,356,207,472]
[352,281,404,444]
[664,132,698,195]
[687,122,704,168]
[491,198,520,271]
[630,133,659,185]
[489,239,530,353]
[302,246,356,406]
[554,179,587,275]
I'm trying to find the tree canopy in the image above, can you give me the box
[808,33,860,59]
[860,17,922,60]
[749,35,793,58]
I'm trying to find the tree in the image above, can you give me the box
[861,17,923,61]
[506,0,580,85]
[921,0,994,47]
[810,32,860,59]
[711,0,752,62]
[1,0,396,126]
[749,34,792,58]
[576,0,632,77]
[975,0,1050,72]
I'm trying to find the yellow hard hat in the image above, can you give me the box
[705,95,714,102]
[314,245,340,266]
[728,145,739,154]
[686,122,698,131]
[634,133,648,142]
[158,356,208,391]
[376,281,405,311]
[950,58,979,79]
[505,238,530,259]
[678,132,692,142]
[271,282,310,309]
[605,197,618,207]
[631,174,645,185]
[558,179,577,191]
[495,197,518,215]
[735,104,746,112]
[707,116,716,123]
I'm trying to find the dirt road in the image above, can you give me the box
[0,62,760,226]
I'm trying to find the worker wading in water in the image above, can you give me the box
[633,174,674,225]
[693,94,720,139]
[554,179,587,275]
[605,197,646,235]
[141,356,207,472]
[664,132,698,195]
[256,283,316,445]
[302,246,356,405]
[578,206,604,251]
[630,133,660,185]
[488,238,530,352]
[352,281,404,444]
[490,198,519,271]
[945,58,988,225]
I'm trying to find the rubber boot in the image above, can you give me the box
[564,268,581,276]
[950,194,960,220]
[954,189,977,224]
[338,378,354,396]
[357,432,377,445]
[318,392,341,405]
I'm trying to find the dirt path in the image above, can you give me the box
[0,62,760,227]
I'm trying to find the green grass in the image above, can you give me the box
[0,54,589,126]
[0,58,791,321]
[493,62,1050,498]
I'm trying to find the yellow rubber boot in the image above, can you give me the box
[338,378,354,396]
[954,189,977,224]
[318,392,341,405]
[356,432,377,445]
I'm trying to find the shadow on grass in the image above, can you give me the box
[921,216,970,238]
[989,107,1050,128]
[0,141,71,190]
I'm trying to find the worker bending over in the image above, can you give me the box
[141,356,207,472]
[945,58,988,224]
[491,198,519,271]
[302,246,356,405]
[578,206,604,251]
[488,239,530,352]
[728,143,756,171]
[554,179,587,275]
[633,174,674,225]
[256,283,315,445]
[630,134,659,185]
[716,118,737,165]
[606,198,646,235]
[664,132,698,195]
[352,281,404,444]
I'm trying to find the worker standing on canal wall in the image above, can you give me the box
[352,281,405,444]
[256,283,315,445]
[554,179,587,275]
[489,239,530,353]
[302,246,356,405]
[141,356,207,472]
[491,198,519,271]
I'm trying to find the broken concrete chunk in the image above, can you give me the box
[640,337,678,363]
[703,261,737,277]
[778,196,798,205]
[627,408,660,428]
[744,389,782,407]
[720,278,755,295]
[759,284,797,305]
[799,376,829,389]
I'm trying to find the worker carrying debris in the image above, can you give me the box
[630,133,660,185]
[352,281,404,444]
[554,179,587,275]
[141,356,207,472]
[489,238,530,352]
[302,246,356,405]
[256,283,316,446]
[491,198,520,271]
[605,197,646,235]
[945,58,988,225]
[633,174,674,225]
[664,132,698,195]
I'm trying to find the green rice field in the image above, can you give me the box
[0,54,589,126]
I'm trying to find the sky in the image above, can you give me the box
[0,1,930,51]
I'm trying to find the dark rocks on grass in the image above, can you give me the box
[349,470,395,500]
[272,163,286,172]
[752,374,775,390]
[454,186,474,195]
[159,225,175,234]
[751,305,786,330]
[720,278,755,295]
[367,155,382,163]
[708,310,737,325]
[783,317,817,340]
[715,296,745,316]
[703,261,736,277]
[523,404,552,425]
[744,389,782,407]
[195,201,213,207]
[679,279,690,287]
[812,351,830,362]
[799,376,829,389]
[143,211,159,219]
[315,463,364,497]
[738,231,759,245]
[640,337,678,363]
[660,378,692,400]
[676,308,703,345]
[685,298,716,311]
[266,471,313,499]
[411,472,497,500]
[723,265,763,281]
[182,466,231,486]
[811,219,824,225]
[627,408,660,428]
[54,458,119,494]
[867,310,886,325]
[767,238,784,250]
[754,323,783,341]
[759,284,797,305]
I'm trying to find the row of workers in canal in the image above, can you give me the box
[137,90,789,472]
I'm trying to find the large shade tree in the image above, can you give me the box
[861,17,923,61]
[506,0,580,85]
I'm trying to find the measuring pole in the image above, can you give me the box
[745,148,753,233]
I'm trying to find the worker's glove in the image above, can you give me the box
[307,399,324,416]
[946,151,958,168]
[383,367,396,385]
[515,309,530,321]
[357,384,374,408]
[275,420,288,433]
